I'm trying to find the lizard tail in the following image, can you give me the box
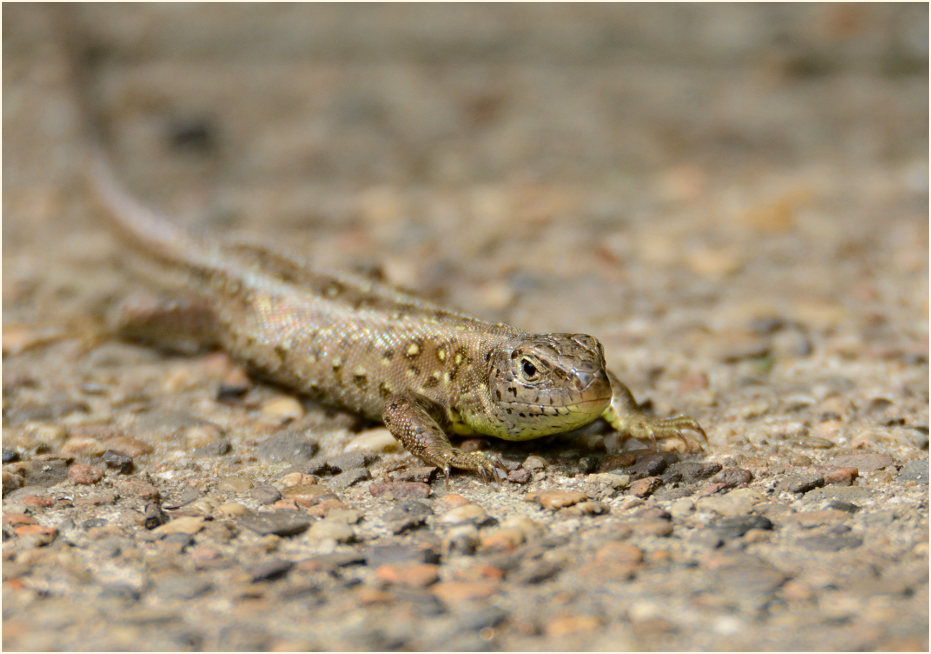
[53,5,216,275]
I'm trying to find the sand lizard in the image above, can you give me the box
[67,31,707,480]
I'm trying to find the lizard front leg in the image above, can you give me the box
[382,394,504,482]
[602,371,707,453]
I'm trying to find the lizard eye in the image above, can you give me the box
[520,358,539,381]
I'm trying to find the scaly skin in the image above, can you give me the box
[88,146,707,479]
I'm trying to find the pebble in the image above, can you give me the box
[509,559,563,585]
[9,458,70,487]
[256,430,319,463]
[192,438,231,457]
[443,525,481,556]
[259,395,304,424]
[798,533,863,551]
[154,573,213,600]
[61,436,106,457]
[218,476,253,494]
[431,580,497,603]
[376,562,440,587]
[897,459,928,484]
[662,461,722,484]
[522,455,548,471]
[215,502,252,518]
[237,511,311,537]
[776,471,825,494]
[329,468,372,490]
[545,613,601,637]
[697,488,759,516]
[100,449,134,473]
[507,468,532,484]
[701,467,753,494]
[586,472,630,490]
[480,527,527,551]
[711,515,773,540]
[822,466,858,485]
[68,463,104,485]
[369,481,431,499]
[527,489,588,510]
[624,452,676,479]
[832,452,894,471]
[440,503,492,526]
[13,524,58,546]
[628,476,662,498]
[308,519,356,543]
[383,500,432,534]
[155,515,205,536]
[251,558,294,582]
[344,428,401,454]
[594,542,644,565]
[2,447,20,463]
[784,509,848,526]
[250,484,283,505]
[365,544,440,567]
[306,499,352,518]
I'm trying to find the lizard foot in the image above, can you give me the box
[628,414,707,453]
[427,447,507,485]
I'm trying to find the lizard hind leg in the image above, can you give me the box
[109,291,221,354]
[382,394,506,483]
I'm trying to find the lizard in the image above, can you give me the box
[68,34,708,482]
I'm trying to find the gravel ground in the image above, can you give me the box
[3,4,928,651]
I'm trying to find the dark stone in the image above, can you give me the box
[776,471,825,494]
[507,468,532,484]
[251,557,294,582]
[2,448,20,463]
[10,458,70,488]
[509,559,562,585]
[238,510,310,537]
[578,455,600,474]
[256,431,319,463]
[623,452,677,480]
[382,500,433,534]
[154,573,213,599]
[711,467,754,488]
[663,461,722,484]
[825,500,860,513]
[797,533,863,551]
[391,466,439,484]
[329,468,371,490]
[100,449,134,474]
[192,439,231,457]
[365,543,441,567]
[295,451,378,476]
[897,459,929,484]
[712,515,774,540]
[249,484,282,505]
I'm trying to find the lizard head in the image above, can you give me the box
[478,333,613,441]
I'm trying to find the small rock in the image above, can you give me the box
[587,472,630,490]
[632,519,674,537]
[797,533,863,551]
[431,580,497,603]
[2,447,20,463]
[143,502,167,529]
[897,459,929,484]
[697,488,759,516]
[831,452,894,472]
[308,519,356,544]
[116,478,160,500]
[61,436,105,457]
[256,430,319,463]
[784,509,848,527]
[480,527,526,551]
[825,500,860,513]
[9,458,70,487]
[594,542,644,565]
[344,428,401,454]
[364,544,440,567]
[662,461,722,484]
[711,515,773,540]
[369,481,431,499]
[12,524,58,546]
[192,438,231,457]
[628,476,662,498]
[522,455,548,471]
[509,559,562,585]
[218,476,253,494]
[100,449,134,474]
[154,573,212,599]
[507,468,532,484]
[440,503,492,527]
[624,452,676,479]
[155,515,205,536]
[669,498,695,518]
[545,614,601,637]
[250,484,283,505]
[251,558,294,582]
[443,526,481,556]
[102,435,153,458]
[383,500,432,534]
[68,464,104,485]
[329,468,371,490]
[215,502,252,519]
[702,467,753,494]
[238,511,310,537]
[259,395,304,424]
[528,489,588,510]
[376,563,440,587]
[306,499,352,518]
[822,466,858,485]
[776,471,825,494]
